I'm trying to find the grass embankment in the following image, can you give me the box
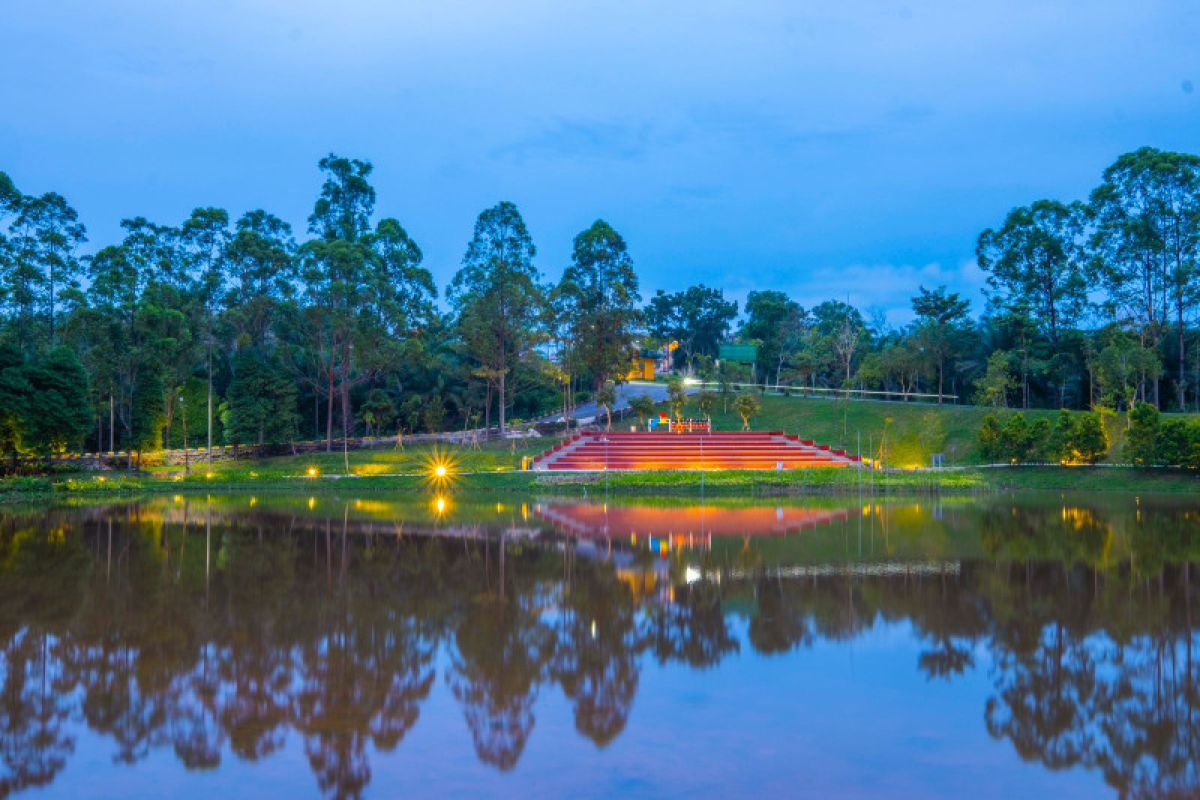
[2,396,1197,501]
[691,393,1046,463]
[686,392,1199,466]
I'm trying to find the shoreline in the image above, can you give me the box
[2,465,1197,502]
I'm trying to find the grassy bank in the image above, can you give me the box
[681,392,1199,466]
[4,462,1198,502]
[2,396,1197,502]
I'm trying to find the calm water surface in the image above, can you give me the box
[1,492,1198,798]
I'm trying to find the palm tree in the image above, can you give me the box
[596,382,617,430]
[733,392,761,431]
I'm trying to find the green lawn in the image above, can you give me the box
[680,393,1040,465]
[1,395,1197,502]
[144,437,557,480]
[679,393,1196,467]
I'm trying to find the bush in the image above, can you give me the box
[999,413,1033,463]
[978,413,1002,461]
[1123,402,1159,466]
[977,408,1111,466]
[1154,419,1192,467]
[1045,409,1074,463]
[1068,413,1109,464]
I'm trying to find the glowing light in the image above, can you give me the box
[173,495,183,503]
[307,497,317,510]
[432,495,450,517]
[205,471,215,480]
[306,466,319,478]
[419,447,459,491]
[95,476,106,483]
[249,497,258,507]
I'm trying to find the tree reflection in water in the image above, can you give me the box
[0,496,1196,797]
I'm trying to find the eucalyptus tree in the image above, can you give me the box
[911,286,971,404]
[556,220,641,391]
[976,199,1089,345]
[8,192,86,346]
[302,155,376,450]
[1089,148,1200,408]
[178,207,231,459]
[302,155,434,453]
[0,173,18,313]
[223,210,297,350]
[448,201,543,434]
[811,300,867,391]
[84,231,177,463]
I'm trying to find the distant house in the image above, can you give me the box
[626,348,660,381]
[718,342,758,365]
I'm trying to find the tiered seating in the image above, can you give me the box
[532,431,860,471]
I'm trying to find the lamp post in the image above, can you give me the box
[600,435,610,495]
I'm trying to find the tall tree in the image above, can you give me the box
[810,301,868,390]
[302,155,377,453]
[19,346,90,462]
[976,199,1089,344]
[645,285,737,372]
[224,210,297,350]
[911,285,971,404]
[9,193,87,346]
[739,291,804,386]
[178,208,231,461]
[448,201,543,434]
[1090,148,1200,408]
[557,220,641,391]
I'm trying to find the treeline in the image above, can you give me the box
[0,146,1197,460]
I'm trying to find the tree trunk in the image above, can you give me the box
[498,370,507,434]
[325,371,335,452]
[206,344,213,464]
[182,402,190,475]
[1178,309,1187,411]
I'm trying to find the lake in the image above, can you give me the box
[1,491,1197,798]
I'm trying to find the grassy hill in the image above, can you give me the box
[673,393,1197,467]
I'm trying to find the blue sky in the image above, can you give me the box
[2,1,1197,324]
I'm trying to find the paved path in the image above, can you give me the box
[539,381,682,424]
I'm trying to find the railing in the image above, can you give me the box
[682,380,958,404]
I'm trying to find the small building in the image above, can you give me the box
[626,348,659,381]
[718,342,758,365]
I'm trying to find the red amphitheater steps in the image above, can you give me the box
[532,431,861,471]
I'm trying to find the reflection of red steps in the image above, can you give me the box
[532,431,860,471]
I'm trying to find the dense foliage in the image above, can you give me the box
[0,146,1197,463]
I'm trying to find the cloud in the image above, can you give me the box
[490,119,663,164]
[724,259,988,327]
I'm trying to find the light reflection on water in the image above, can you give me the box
[1,493,1198,798]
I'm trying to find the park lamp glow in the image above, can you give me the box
[306,466,319,478]
[420,447,459,491]
[432,494,450,518]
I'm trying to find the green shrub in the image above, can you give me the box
[1124,402,1160,466]
[978,413,1002,461]
[1068,413,1109,464]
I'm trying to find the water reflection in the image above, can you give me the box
[0,495,1198,797]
